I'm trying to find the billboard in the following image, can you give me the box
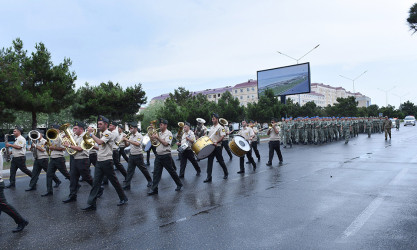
[257,62,311,97]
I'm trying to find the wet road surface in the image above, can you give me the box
[1,126,417,249]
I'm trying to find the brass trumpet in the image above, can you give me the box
[115,131,132,146]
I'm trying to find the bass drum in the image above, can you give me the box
[142,135,152,151]
[191,136,215,160]
[229,135,250,157]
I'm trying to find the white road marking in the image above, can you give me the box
[340,167,408,239]
[341,196,384,239]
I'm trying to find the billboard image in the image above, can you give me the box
[257,62,310,97]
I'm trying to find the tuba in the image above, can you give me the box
[29,130,41,159]
[219,118,228,126]
[176,122,184,142]
[59,123,78,155]
[147,120,160,147]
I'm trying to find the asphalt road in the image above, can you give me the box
[1,126,417,249]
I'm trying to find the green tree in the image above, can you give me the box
[407,3,417,34]
[246,89,281,122]
[0,38,77,129]
[141,101,164,131]
[214,91,244,122]
[71,81,147,123]
[332,97,358,117]
[366,104,379,117]
[400,101,416,117]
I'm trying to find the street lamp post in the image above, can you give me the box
[277,44,320,105]
[378,86,396,107]
[339,70,367,95]
[393,93,408,109]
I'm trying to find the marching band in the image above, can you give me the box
[1,113,388,233]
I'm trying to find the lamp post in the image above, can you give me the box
[277,44,320,65]
[393,93,408,109]
[277,44,320,105]
[378,86,396,107]
[339,70,367,95]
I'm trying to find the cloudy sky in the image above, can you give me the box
[1,0,416,107]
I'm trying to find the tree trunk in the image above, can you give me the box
[32,111,37,130]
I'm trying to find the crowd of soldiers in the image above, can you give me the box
[278,116,389,146]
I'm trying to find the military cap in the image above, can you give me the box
[74,121,86,129]
[184,121,191,127]
[212,113,219,119]
[15,126,23,133]
[51,124,60,129]
[129,122,138,128]
[109,120,118,126]
[160,118,168,125]
[98,115,109,123]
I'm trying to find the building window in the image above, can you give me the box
[218,94,220,97]
[247,95,249,99]
[240,89,243,93]
[247,88,250,91]
[235,90,237,93]
[252,87,254,91]
[240,96,243,99]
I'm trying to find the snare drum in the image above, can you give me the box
[229,135,250,157]
[177,143,188,154]
[142,135,152,151]
[191,136,215,160]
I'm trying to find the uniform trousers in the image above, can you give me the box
[385,128,392,139]
[268,141,283,163]
[69,158,93,197]
[206,146,228,179]
[150,154,182,192]
[87,159,127,206]
[103,150,127,184]
[179,149,201,176]
[146,146,157,164]
[46,157,70,193]
[89,153,97,167]
[0,182,25,224]
[221,140,233,159]
[9,156,32,186]
[240,147,256,171]
[251,141,260,159]
[119,147,129,162]
[125,154,152,186]
[29,158,60,188]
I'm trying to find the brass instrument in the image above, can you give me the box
[219,118,228,126]
[195,118,206,138]
[81,129,97,151]
[29,130,41,159]
[115,131,131,146]
[59,123,77,155]
[3,134,11,162]
[46,124,77,155]
[176,122,184,142]
[147,120,160,147]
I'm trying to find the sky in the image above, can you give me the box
[1,0,416,108]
